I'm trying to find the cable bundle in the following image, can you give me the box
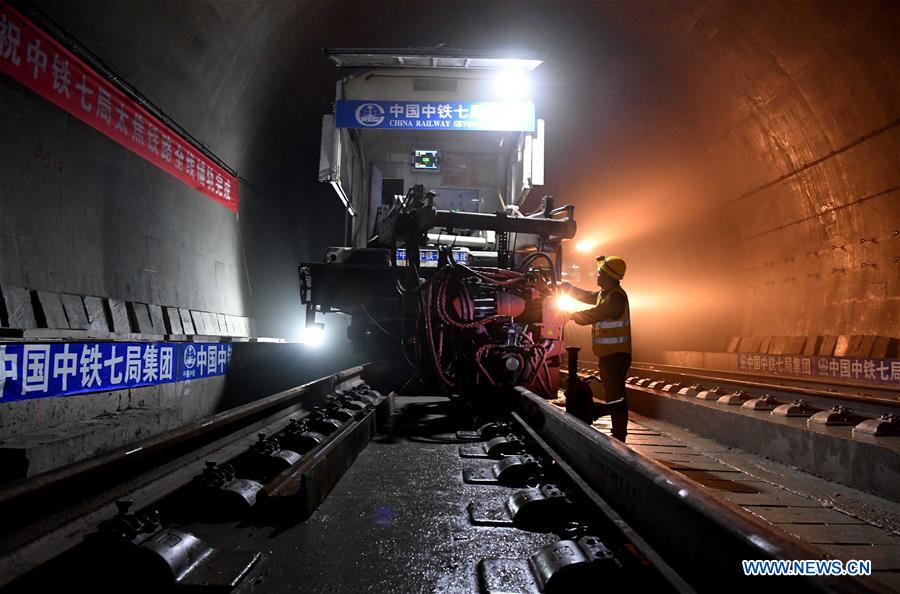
[416,256,559,396]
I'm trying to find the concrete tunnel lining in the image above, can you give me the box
[0,3,898,590]
[0,0,896,479]
[3,0,893,348]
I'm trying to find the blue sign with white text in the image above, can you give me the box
[335,100,535,132]
[395,248,469,267]
[737,353,900,387]
[0,342,232,402]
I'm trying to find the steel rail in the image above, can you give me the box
[610,361,899,409]
[512,386,889,593]
[0,365,365,531]
[510,410,695,593]
[0,366,369,588]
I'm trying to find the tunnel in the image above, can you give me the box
[0,1,897,592]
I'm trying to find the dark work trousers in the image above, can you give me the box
[596,352,631,441]
[597,352,632,402]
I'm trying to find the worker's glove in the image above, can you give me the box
[558,281,574,292]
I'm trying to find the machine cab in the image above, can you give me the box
[318,48,546,253]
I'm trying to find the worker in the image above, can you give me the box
[560,255,630,440]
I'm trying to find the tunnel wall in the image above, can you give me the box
[655,1,898,340]
[0,317,365,481]
[0,1,367,472]
[555,1,898,357]
[2,0,895,359]
[10,0,353,338]
[0,73,248,319]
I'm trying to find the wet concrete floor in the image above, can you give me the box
[218,397,556,593]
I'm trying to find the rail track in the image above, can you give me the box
[0,365,380,591]
[0,364,889,593]
[625,361,900,412]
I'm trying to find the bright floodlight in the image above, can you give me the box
[575,239,597,253]
[554,293,593,314]
[493,68,531,99]
[299,322,326,347]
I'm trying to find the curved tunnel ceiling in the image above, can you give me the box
[22,0,899,351]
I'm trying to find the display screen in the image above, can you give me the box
[413,149,440,171]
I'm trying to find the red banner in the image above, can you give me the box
[0,1,237,211]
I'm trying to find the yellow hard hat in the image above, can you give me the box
[596,255,626,280]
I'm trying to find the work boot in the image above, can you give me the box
[591,399,628,442]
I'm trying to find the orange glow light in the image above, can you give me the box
[626,292,666,312]
[554,293,593,313]
[575,239,597,253]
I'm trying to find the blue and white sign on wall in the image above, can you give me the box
[0,342,232,402]
[335,100,536,132]
[738,353,900,387]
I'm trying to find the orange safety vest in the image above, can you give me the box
[591,285,632,357]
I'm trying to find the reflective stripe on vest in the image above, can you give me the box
[597,318,630,329]
[591,286,631,356]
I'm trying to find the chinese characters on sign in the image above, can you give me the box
[395,248,469,268]
[178,343,231,381]
[335,100,536,132]
[0,342,232,401]
[0,2,237,211]
[737,353,900,387]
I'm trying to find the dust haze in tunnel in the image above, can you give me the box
[23,0,897,356]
